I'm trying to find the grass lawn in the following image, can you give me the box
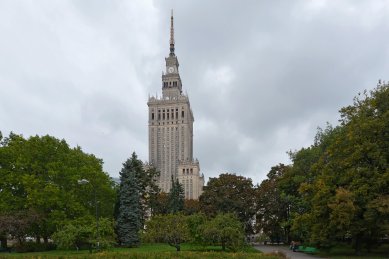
[317,243,389,259]
[0,243,284,259]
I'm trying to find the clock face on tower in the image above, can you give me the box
[168,66,175,73]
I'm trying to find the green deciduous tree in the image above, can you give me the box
[0,133,115,244]
[201,213,245,252]
[281,82,389,253]
[301,83,389,253]
[277,124,341,243]
[143,213,189,251]
[183,199,201,215]
[199,173,256,234]
[52,216,115,250]
[186,213,207,244]
[256,164,291,243]
[256,82,389,255]
[150,192,169,215]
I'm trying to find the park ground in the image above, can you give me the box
[255,244,389,259]
[0,243,281,259]
[1,243,389,259]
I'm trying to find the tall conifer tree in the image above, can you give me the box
[116,152,142,247]
[168,176,185,213]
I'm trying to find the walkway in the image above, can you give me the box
[254,244,327,259]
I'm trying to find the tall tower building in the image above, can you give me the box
[147,11,204,200]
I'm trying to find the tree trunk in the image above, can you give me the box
[354,234,362,256]
[44,236,49,245]
[176,244,180,251]
[36,236,41,244]
[222,241,226,251]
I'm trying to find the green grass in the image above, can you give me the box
[0,243,283,259]
[317,243,389,259]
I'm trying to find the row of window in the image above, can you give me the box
[163,81,178,87]
[182,168,194,175]
[151,121,184,125]
[151,109,185,121]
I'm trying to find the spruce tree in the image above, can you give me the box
[116,152,142,247]
[168,176,185,213]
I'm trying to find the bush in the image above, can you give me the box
[13,242,56,253]
[200,213,245,252]
[52,216,116,250]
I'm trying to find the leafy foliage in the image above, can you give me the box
[143,213,190,251]
[257,81,389,254]
[200,213,245,252]
[199,173,256,234]
[299,83,389,252]
[0,133,115,244]
[256,164,291,243]
[150,192,170,215]
[183,199,201,215]
[52,216,115,250]
[186,213,207,244]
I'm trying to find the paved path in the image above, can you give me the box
[254,245,327,259]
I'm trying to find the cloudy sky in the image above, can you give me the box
[1,0,389,185]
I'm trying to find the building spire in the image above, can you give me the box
[169,9,175,56]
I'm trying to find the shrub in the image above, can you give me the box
[52,216,116,250]
[13,242,56,253]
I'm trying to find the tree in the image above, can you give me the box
[168,176,185,213]
[199,173,256,234]
[150,192,169,215]
[143,213,189,251]
[256,164,291,243]
[186,213,207,244]
[116,152,142,247]
[0,133,115,244]
[201,213,245,252]
[52,216,115,251]
[183,199,201,215]
[286,82,389,254]
[308,83,389,253]
[136,165,160,223]
[0,210,41,245]
[276,124,341,243]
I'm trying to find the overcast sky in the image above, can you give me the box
[1,0,389,185]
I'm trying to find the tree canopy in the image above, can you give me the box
[199,173,256,234]
[201,213,245,252]
[142,213,189,251]
[256,82,389,253]
[168,177,185,213]
[0,133,115,245]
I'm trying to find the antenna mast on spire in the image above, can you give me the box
[170,9,175,56]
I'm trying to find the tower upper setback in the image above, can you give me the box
[147,11,204,199]
[162,11,182,98]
